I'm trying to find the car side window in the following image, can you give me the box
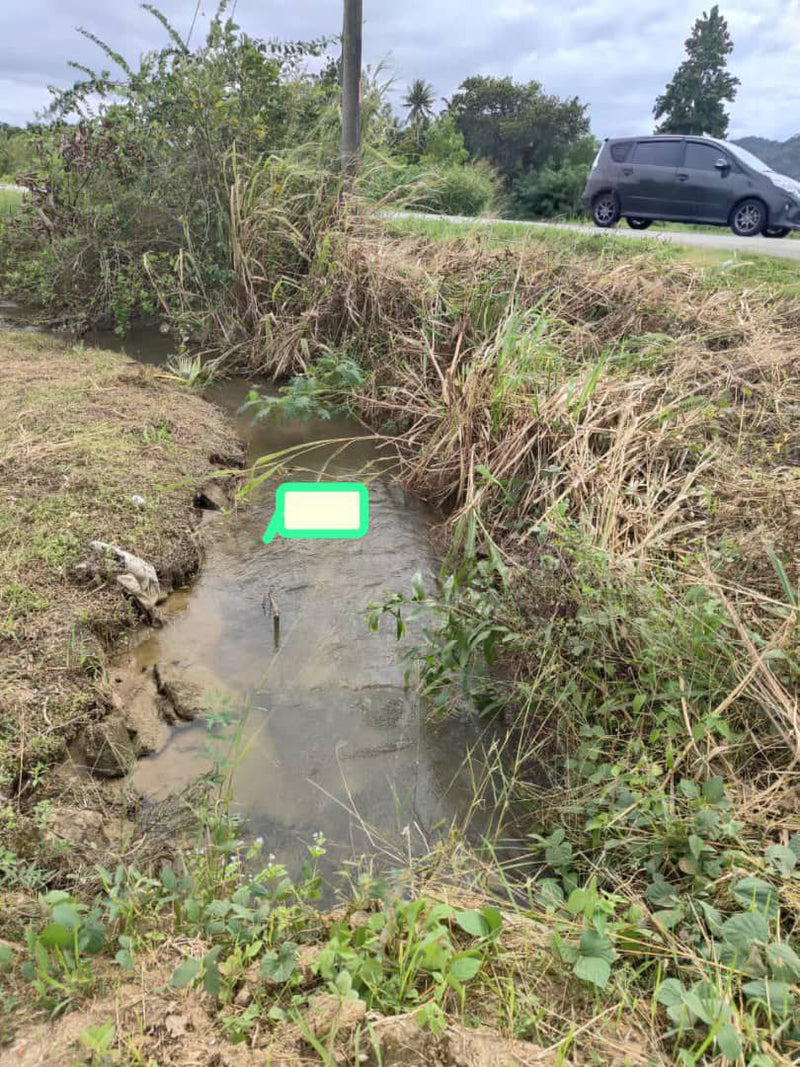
[684,143,730,171]
[631,141,683,167]
[610,141,633,163]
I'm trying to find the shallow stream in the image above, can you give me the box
[85,333,488,876]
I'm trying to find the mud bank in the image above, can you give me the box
[0,330,242,827]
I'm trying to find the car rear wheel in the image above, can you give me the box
[764,227,790,239]
[730,199,767,237]
[626,218,652,230]
[592,193,620,228]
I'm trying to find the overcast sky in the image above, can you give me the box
[1,1,799,141]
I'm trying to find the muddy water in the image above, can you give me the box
[0,309,490,872]
[119,373,487,874]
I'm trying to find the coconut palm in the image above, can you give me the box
[403,79,435,139]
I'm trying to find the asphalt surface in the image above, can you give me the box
[390,212,800,263]
[533,220,800,262]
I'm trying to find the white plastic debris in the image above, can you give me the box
[89,540,161,610]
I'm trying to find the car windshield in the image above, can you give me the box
[722,142,773,173]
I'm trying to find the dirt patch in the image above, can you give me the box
[0,329,242,801]
[1,978,558,1067]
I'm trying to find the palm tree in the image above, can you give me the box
[403,79,435,141]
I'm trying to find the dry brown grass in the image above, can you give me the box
[262,227,798,593]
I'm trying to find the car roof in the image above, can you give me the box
[606,134,725,146]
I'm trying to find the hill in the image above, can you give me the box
[733,133,800,177]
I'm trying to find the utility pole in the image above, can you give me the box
[341,0,363,172]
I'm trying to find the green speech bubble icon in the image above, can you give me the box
[262,482,370,545]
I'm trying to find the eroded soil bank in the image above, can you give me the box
[0,329,242,846]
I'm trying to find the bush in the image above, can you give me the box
[511,161,590,219]
[0,6,337,330]
[362,159,498,217]
[420,115,469,166]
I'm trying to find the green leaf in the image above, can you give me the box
[702,777,725,804]
[115,948,134,973]
[449,955,482,982]
[160,867,177,890]
[566,889,590,915]
[682,985,729,1027]
[696,899,723,934]
[731,877,778,918]
[656,978,685,1008]
[720,912,769,952]
[545,841,573,866]
[419,939,447,972]
[481,907,503,939]
[357,958,383,987]
[79,918,105,956]
[579,928,617,963]
[203,961,221,997]
[574,955,610,989]
[646,874,679,905]
[764,844,797,877]
[766,942,800,982]
[788,833,800,860]
[169,958,201,989]
[39,923,72,950]
[653,906,684,930]
[0,943,14,972]
[51,902,80,930]
[742,979,794,1017]
[259,941,297,984]
[454,910,488,938]
[43,890,71,906]
[715,1022,741,1062]
[536,880,564,910]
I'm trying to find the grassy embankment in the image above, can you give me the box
[246,218,800,1062]
[0,331,239,783]
[506,214,800,240]
[0,215,798,1065]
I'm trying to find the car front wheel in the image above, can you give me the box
[730,199,766,237]
[592,193,620,228]
[626,218,652,230]
[764,227,790,239]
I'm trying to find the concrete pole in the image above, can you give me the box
[341,0,363,172]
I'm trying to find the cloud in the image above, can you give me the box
[1,0,798,142]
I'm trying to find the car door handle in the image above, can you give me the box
[622,167,633,176]
[676,172,690,181]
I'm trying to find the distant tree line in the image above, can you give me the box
[2,1,796,228]
[382,5,783,220]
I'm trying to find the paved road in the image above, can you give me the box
[531,220,800,262]
[391,212,800,263]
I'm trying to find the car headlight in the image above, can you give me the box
[771,174,800,199]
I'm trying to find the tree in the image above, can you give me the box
[403,78,435,140]
[653,5,739,138]
[448,76,590,184]
[420,114,468,165]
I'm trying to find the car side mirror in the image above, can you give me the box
[715,159,730,171]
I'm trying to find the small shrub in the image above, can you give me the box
[361,159,498,217]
